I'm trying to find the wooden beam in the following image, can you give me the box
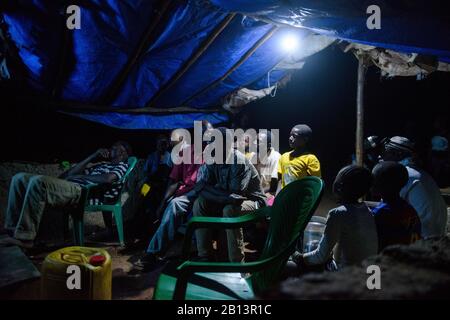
[145,13,236,108]
[102,0,173,105]
[25,97,223,115]
[180,25,279,107]
[60,105,223,115]
[356,55,368,166]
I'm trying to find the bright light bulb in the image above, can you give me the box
[281,34,299,53]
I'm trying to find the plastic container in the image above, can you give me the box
[41,246,112,300]
[140,183,151,197]
[303,216,326,253]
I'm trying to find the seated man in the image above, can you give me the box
[1,141,132,248]
[194,127,266,263]
[143,134,172,184]
[246,131,280,251]
[136,121,213,271]
[131,134,173,241]
[251,130,281,204]
[371,161,422,251]
[382,136,447,239]
[294,165,378,269]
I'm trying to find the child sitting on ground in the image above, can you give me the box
[371,161,422,251]
[294,165,378,269]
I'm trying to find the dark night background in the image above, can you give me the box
[1,46,449,185]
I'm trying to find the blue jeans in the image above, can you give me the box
[146,191,195,255]
[5,173,81,241]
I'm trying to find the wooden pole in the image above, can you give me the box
[356,55,368,166]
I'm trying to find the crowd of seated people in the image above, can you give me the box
[294,135,447,271]
[1,119,448,278]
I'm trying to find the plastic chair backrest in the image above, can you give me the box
[121,157,137,183]
[251,176,323,292]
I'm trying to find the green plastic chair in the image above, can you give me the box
[72,157,137,246]
[153,176,324,300]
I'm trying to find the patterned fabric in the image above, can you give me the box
[69,162,129,204]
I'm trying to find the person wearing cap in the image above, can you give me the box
[293,165,378,269]
[277,124,321,191]
[351,136,385,170]
[382,136,447,239]
[371,162,422,251]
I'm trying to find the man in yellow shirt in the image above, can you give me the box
[278,124,321,190]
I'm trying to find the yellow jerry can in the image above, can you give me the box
[41,246,112,300]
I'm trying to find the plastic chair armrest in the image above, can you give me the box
[181,207,271,259]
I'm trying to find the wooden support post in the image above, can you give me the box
[356,55,368,167]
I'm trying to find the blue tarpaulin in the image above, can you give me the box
[1,0,449,129]
[211,0,450,62]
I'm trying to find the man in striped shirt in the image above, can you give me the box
[2,141,131,248]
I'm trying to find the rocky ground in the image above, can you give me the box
[271,235,450,299]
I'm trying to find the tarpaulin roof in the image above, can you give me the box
[1,1,449,129]
[211,0,450,62]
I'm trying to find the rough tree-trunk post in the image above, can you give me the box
[356,55,368,166]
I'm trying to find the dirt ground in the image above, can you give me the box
[0,161,161,299]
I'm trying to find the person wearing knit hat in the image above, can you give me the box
[277,124,321,190]
[382,136,416,165]
[381,136,447,239]
[371,161,422,251]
